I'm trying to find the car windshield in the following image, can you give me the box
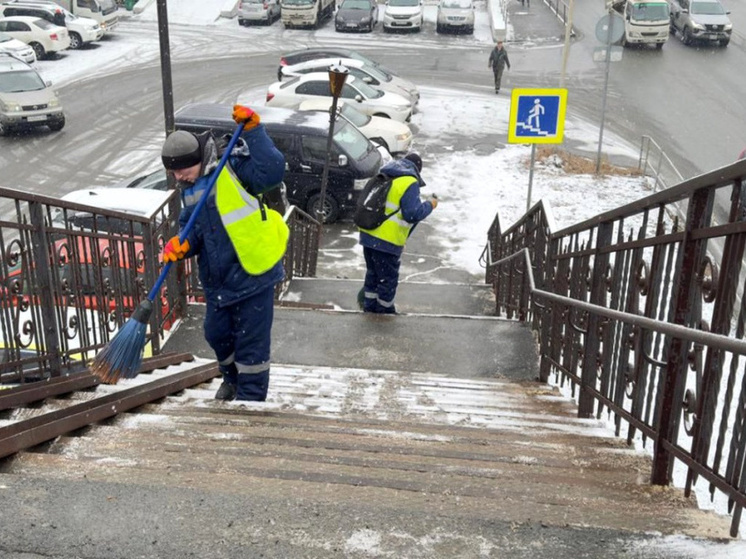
[333,120,372,160]
[341,0,371,8]
[631,3,669,20]
[389,0,420,6]
[359,64,389,83]
[0,32,14,43]
[690,1,726,15]
[351,78,384,99]
[0,70,45,93]
[442,0,471,8]
[339,103,370,127]
[100,0,117,11]
[282,0,315,5]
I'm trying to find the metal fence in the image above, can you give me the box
[484,158,746,537]
[0,186,320,385]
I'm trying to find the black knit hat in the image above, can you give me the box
[162,130,201,170]
[404,152,423,172]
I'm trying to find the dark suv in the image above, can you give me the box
[174,103,382,223]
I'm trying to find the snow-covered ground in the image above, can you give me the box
[14,1,746,551]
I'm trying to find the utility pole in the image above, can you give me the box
[156,0,174,138]
[560,0,575,89]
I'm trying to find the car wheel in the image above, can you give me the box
[371,137,389,152]
[69,32,82,50]
[656,42,664,49]
[436,23,442,33]
[48,114,65,132]
[29,42,45,60]
[669,21,675,34]
[0,121,8,136]
[307,193,340,224]
[720,38,730,47]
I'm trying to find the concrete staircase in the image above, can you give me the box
[0,278,735,557]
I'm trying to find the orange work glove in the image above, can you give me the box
[162,236,190,263]
[430,195,439,210]
[232,105,261,131]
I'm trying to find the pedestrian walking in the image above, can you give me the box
[520,0,530,7]
[358,153,437,314]
[488,40,511,94]
[160,105,288,402]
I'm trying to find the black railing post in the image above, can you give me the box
[578,221,613,417]
[652,188,713,485]
[28,202,62,377]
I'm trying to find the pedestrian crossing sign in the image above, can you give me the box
[508,88,568,144]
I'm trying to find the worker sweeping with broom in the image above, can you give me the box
[159,105,288,401]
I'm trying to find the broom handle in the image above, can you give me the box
[146,121,246,302]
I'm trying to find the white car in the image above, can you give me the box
[298,98,413,155]
[436,0,474,34]
[237,0,281,25]
[0,16,69,59]
[279,57,420,107]
[266,73,413,122]
[0,2,103,49]
[0,30,35,63]
[382,0,423,32]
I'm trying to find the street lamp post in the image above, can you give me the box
[316,64,349,223]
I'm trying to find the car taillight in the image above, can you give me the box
[50,33,59,40]
[266,92,274,102]
[263,1,268,8]
[279,57,287,67]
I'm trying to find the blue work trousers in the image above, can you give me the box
[363,247,401,314]
[203,285,275,401]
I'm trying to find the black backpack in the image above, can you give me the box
[354,173,396,230]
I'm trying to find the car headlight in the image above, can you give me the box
[2,100,22,112]
[725,23,733,31]
[361,17,370,23]
[337,16,345,22]
[396,132,411,141]
[354,178,368,190]
[48,97,60,108]
[692,22,705,30]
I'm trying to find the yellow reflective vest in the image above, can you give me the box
[215,165,289,276]
[359,175,417,246]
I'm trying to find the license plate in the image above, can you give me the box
[27,115,47,122]
[706,34,719,39]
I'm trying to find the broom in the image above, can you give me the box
[90,121,246,384]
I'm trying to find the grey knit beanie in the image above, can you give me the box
[162,130,201,170]
[404,152,423,172]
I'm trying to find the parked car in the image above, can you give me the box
[0,15,69,59]
[382,0,423,32]
[279,57,419,106]
[0,51,64,135]
[278,47,401,81]
[668,0,732,46]
[237,0,281,26]
[174,102,383,223]
[335,0,378,32]
[298,98,413,155]
[267,73,413,122]
[436,0,474,34]
[0,1,102,49]
[0,29,34,62]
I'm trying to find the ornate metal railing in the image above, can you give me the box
[484,158,746,537]
[0,187,320,385]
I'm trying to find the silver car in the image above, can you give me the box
[668,0,733,46]
[436,0,475,34]
[0,52,64,135]
[237,0,281,26]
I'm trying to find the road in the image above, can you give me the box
[0,1,743,209]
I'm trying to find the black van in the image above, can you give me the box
[173,103,382,223]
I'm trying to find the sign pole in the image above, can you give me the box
[595,8,615,174]
[527,144,536,212]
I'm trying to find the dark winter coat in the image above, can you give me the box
[488,47,511,71]
[359,158,433,257]
[178,125,286,308]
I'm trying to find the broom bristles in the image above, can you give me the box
[90,300,153,384]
